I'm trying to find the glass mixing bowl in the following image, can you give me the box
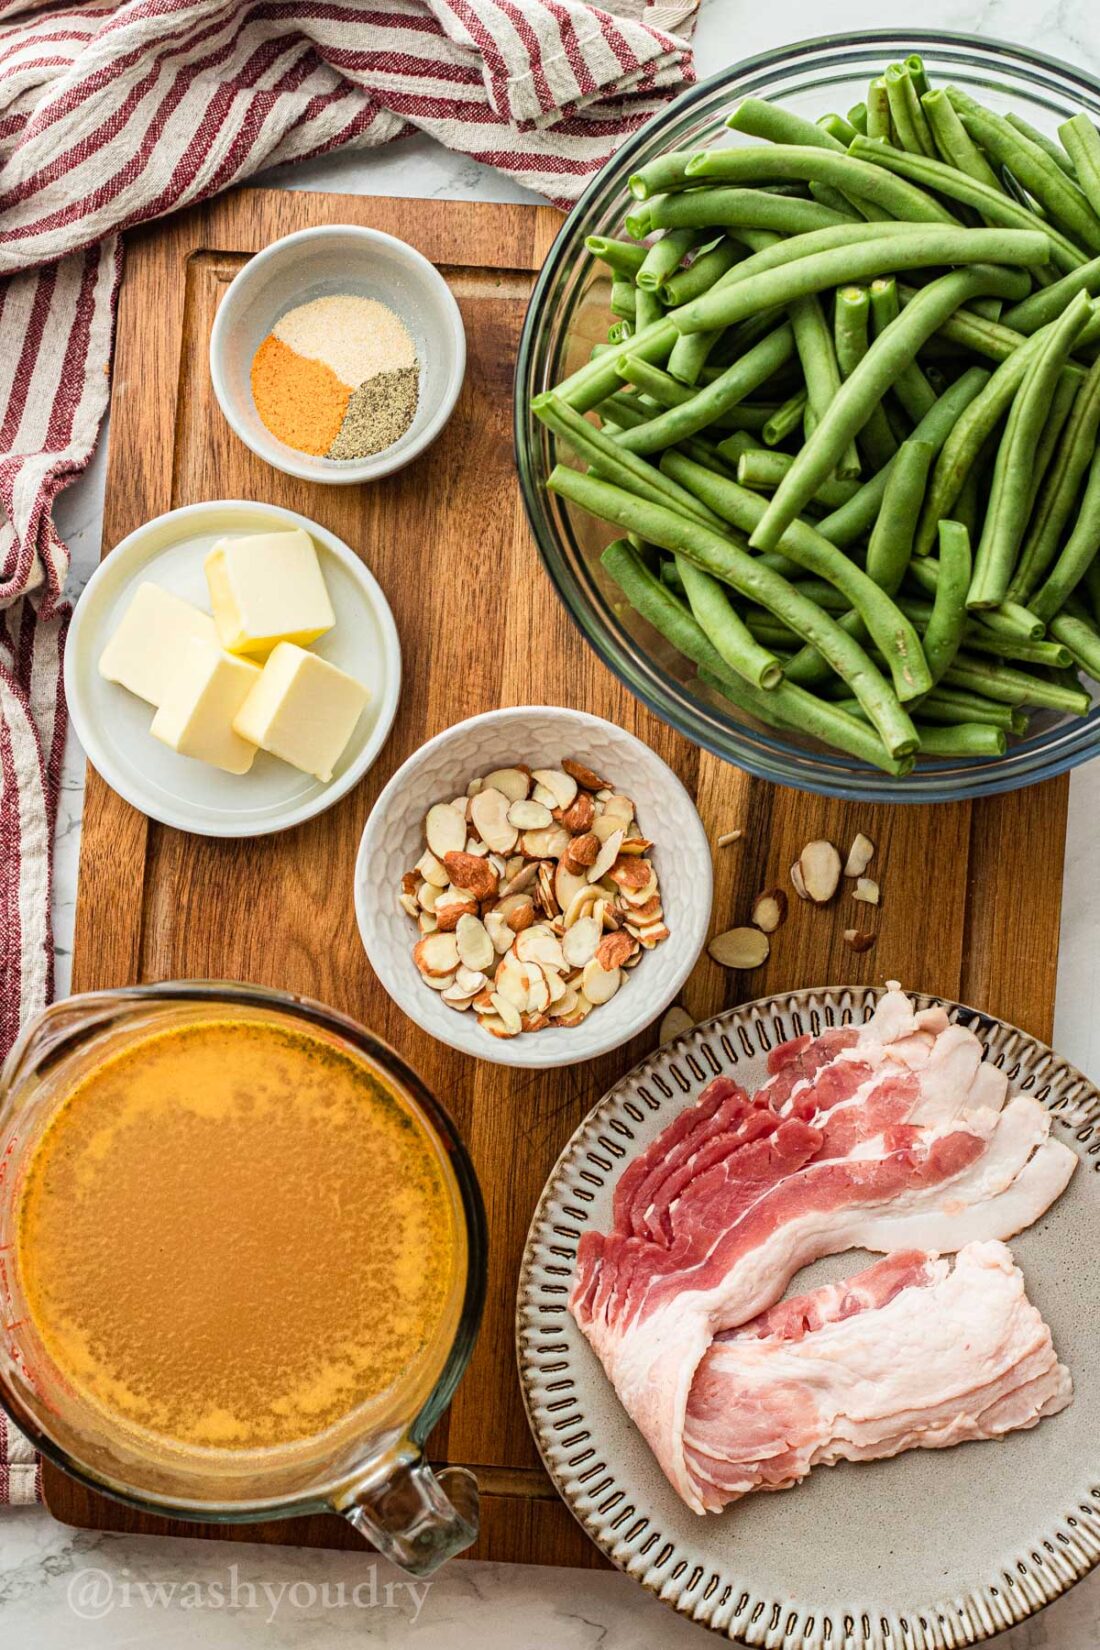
[515,32,1100,802]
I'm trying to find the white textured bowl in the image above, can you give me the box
[210,225,466,484]
[354,708,712,1069]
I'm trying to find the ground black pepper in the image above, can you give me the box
[328,366,420,460]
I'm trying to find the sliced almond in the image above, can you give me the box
[521,1012,551,1033]
[555,991,595,1027]
[542,967,567,1005]
[659,1005,694,1043]
[563,884,599,928]
[716,828,744,848]
[463,836,488,858]
[484,911,512,954]
[587,828,624,884]
[414,932,461,977]
[751,888,788,933]
[500,860,538,898]
[495,951,532,1009]
[844,832,876,878]
[536,862,558,917]
[626,894,663,924]
[454,965,488,995]
[466,776,483,798]
[562,830,600,871]
[550,984,581,1020]
[621,872,659,907]
[790,860,810,900]
[582,957,622,1005]
[531,768,578,811]
[402,869,420,897]
[416,849,450,889]
[455,913,495,974]
[508,799,553,830]
[562,758,608,791]
[450,796,470,821]
[441,985,476,1010]
[558,792,595,834]
[425,803,467,861]
[531,782,559,811]
[434,891,478,932]
[422,970,458,992]
[442,851,498,901]
[562,915,601,969]
[525,967,551,1015]
[609,854,652,892]
[633,923,669,949]
[708,927,770,969]
[843,928,876,952]
[798,840,841,904]
[521,825,572,860]
[482,767,531,803]
[490,992,523,1036]
[852,877,880,906]
[516,924,566,973]
[418,912,438,934]
[470,788,519,854]
[555,861,590,912]
[417,881,440,912]
[596,930,636,972]
[506,900,536,934]
[398,892,420,919]
[592,811,628,844]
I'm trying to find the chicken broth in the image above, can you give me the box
[14,1016,461,1453]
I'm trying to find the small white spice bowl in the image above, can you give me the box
[354,707,712,1069]
[210,224,466,484]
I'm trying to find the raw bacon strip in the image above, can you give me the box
[682,1243,1071,1512]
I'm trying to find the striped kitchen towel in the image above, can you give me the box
[0,0,695,1502]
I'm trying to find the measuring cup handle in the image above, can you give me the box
[341,1453,479,1576]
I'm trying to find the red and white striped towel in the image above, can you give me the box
[0,0,695,1502]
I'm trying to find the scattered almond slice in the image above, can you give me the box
[558,792,594,834]
[434,891,478,932]
[454,965,488,995]
[587,828,624,884]
[751,888,787,933]
[425,803,467,861]
[422,970,459,992]
[844,928,876,952]
[398,891,419,919]
[416,849,450,889]
[413,931,461,978]
[484,911,512,955]
[470,788,519,854]
[798,840,841,904]
[562,758,607,791]
[521,824,571,860]
[490,992,523,1036]
[531,768,578,810]
[659,1005,694,1044]
[844,832,876,878]
[500,861,539,899]
[516,924,566,974]
[554,991,594,1027]
[562,915,601,969]
[708,927,770,969]
[508,799,553,830]
[790,860,810,900]
[852,877,880,906]
[716,828,743,848]
[596,930,636,972]
[443,851,498,901]
[482,767,531,803]
[418,913,438,934]
[456,913,494,974]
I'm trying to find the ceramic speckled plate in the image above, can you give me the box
[517,988,1100,1650]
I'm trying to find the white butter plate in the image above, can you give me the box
[518,988,1100,1649]
[65,500,400,836]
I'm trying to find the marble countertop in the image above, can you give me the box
[23,0,1100,1643]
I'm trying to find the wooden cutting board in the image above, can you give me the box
[48,184,1071,1567]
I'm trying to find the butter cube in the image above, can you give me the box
[98,582,218,707]
[204,529,335,657]
[233,643,368,782]
[150,638,261,774]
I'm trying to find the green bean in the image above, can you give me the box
[613,354,696,408]
[943,653,1091,713]
[820,112,859,146]
[973,602,1045,641]
[634,286,663,331]
[790,292,859,475]
[532,392,728,532]
[613,324,794,455]
[698,664,912,772]
[896,285,1026,363]
[867,440,934,591]
[676,556,784,689]
[762,388,808,446]
[1012,356,1100,597]
[914,329,1050,556]
[848,102,869,136]
[1006,112,1076,176]
[1027,369,1080,515]
[661,453,932,700]
[951,97,1100,251]
[1059,115,1100,222]
[627,151,699,199]
[1029,445,1100,622]
[911,685,1019,729]
[555,315,678,412]
[735,449,859,509]
[909,611,1071,666]
[968,289,1093,608]
[549,463,918,753]
[752,265,1031,553]
[885,62,936,157]
[610,277,636,320]
[847,135,1085,272]
[915,722,1007,757]
[717,429,764,465]
[1048,609,1100,682]
[636,227,700,292]
[648,188,849,236]
[682,144,959,223]
[922,520,973,683]
[870,277,938,421]
[1002,255,1100,333]
[834,284,898,470]
[867,78,893,144]
[726,97,846,151]
[921,87,1003,190]
[674,226,1042,340]
[659,239,742,307]
[818,367,990,547]
[585,236,648,276]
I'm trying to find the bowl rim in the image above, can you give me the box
[353,705,713,1069]
[64,497,402,838]
[209,222,467,485]
[514,30,1100,804]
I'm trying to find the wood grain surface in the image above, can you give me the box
[47,185,1071,1568]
